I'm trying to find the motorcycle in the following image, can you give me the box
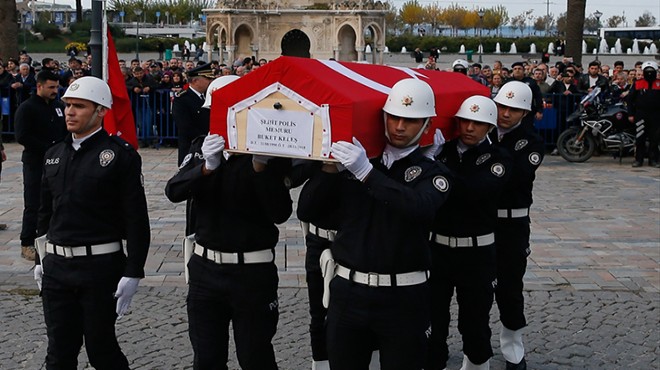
[556,86,635,163]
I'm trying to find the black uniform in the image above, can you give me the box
[299,148,452,369]
[296,162,340,362]
[627,77,660,164]
[14,94,67,248]
[172,88,209,166]
[165,138,292,370]
[37,130,150,369]
[488,122,544,332]
[427,139,512,369]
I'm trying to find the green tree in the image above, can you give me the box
[606,15,626,28]
[635,11,657,27]
[556,12,567,36]
[584,15,599,34]
[565,0,586,64]
[533,15,554,35]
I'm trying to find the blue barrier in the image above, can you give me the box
[2,86,583,151]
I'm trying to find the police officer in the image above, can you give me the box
[489,81,545,370]
[165,133,292,368]
[172,63,215,166]
[14,70,67,260]
[427,96,512,370]
[298,79,452,369]
[505,62,544,127]
[451,59,487,86]
[33,76,151,369]
[627,61,660,168]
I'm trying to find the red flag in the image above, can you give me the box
[104,30,138,149]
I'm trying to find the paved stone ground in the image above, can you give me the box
[0,143,658,369]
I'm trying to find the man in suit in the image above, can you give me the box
[172,63,214,166]
[577,61,609,94]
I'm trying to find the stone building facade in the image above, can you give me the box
[204,0,390,64]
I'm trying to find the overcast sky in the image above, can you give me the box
[390,0,660,26]
[50,0,660,27]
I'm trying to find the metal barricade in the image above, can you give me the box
[534,93,584,149]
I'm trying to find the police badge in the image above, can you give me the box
[491,163,505,177]
[432,176,449,192]
[529,152,541,165]
[476,153,491,165]
[99,149,115,167]
[514,139,528,151]
[404,166,422,182]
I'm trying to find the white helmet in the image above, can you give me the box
[641,61,658,71]
[61,76,112,108]
[452,59,469,69]
[202,75,240,109]
[493,81,532,111]
[383,78,436,119]
[455,95,498,126]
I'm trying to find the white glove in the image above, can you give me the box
[201,134,225,171]
[114,277,140,318]
[424,128,446,159]
[331,137,373,181]
[252,154,274,165]
[34,265,43,291]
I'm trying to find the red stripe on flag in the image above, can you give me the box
[105,30,138,150]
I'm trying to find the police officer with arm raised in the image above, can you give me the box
[33,76,150,369]
[489,81,545,370]
[427,96,512,370]
[165,129,292,368]
[298,79,452,369]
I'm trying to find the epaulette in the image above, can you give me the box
[110,135,134,151]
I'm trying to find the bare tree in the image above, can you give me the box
[0,0,19,59]
[565,0,586,64]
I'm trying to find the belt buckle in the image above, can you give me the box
[448,237,458,248]
[63,246,74,258]
[367,272,379,287]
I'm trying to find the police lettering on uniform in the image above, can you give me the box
[627,61,660,168]
[14,70,67,261]
[489,81,545,370]
[427,96,512,370]
[34,76,151,369]
[298,79,452,369]
[165,126,292,367]
[172,63,215,166]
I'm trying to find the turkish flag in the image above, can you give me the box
[104,30,138,149]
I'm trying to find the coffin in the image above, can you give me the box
[210,56,489,159]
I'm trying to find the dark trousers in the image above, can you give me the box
[187,255,279,370]
[494,219,531,331]
[41,252,128,370]
[635,116,660,163]
[21,160,43,246]
[427,243,496,369]
[326,277,430,370]
[304,234,331,361]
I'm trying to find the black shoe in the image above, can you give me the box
[506,358,527,370]
[632,161,643,167]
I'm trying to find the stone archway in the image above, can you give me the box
[281,29,311,58]
[364,23,383,64]
[234,24,254,62]
[337,24,357,62]
[208,23,228,64]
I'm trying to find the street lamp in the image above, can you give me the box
[593,10,603,61]
[134,8,143,61]
[477,9,485,63]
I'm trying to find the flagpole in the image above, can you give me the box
[102,5,109,82]
[89,0,103,78]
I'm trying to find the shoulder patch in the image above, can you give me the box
[528,152,542,166]
[432,175,449,192]
[491,163,505,177]
[99,149,115,167]
[404,166,422,182]
[515,139,528,151]
[476,153,491,165]
[179,153,192,169]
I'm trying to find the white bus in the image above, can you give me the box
[599,26,660,42]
